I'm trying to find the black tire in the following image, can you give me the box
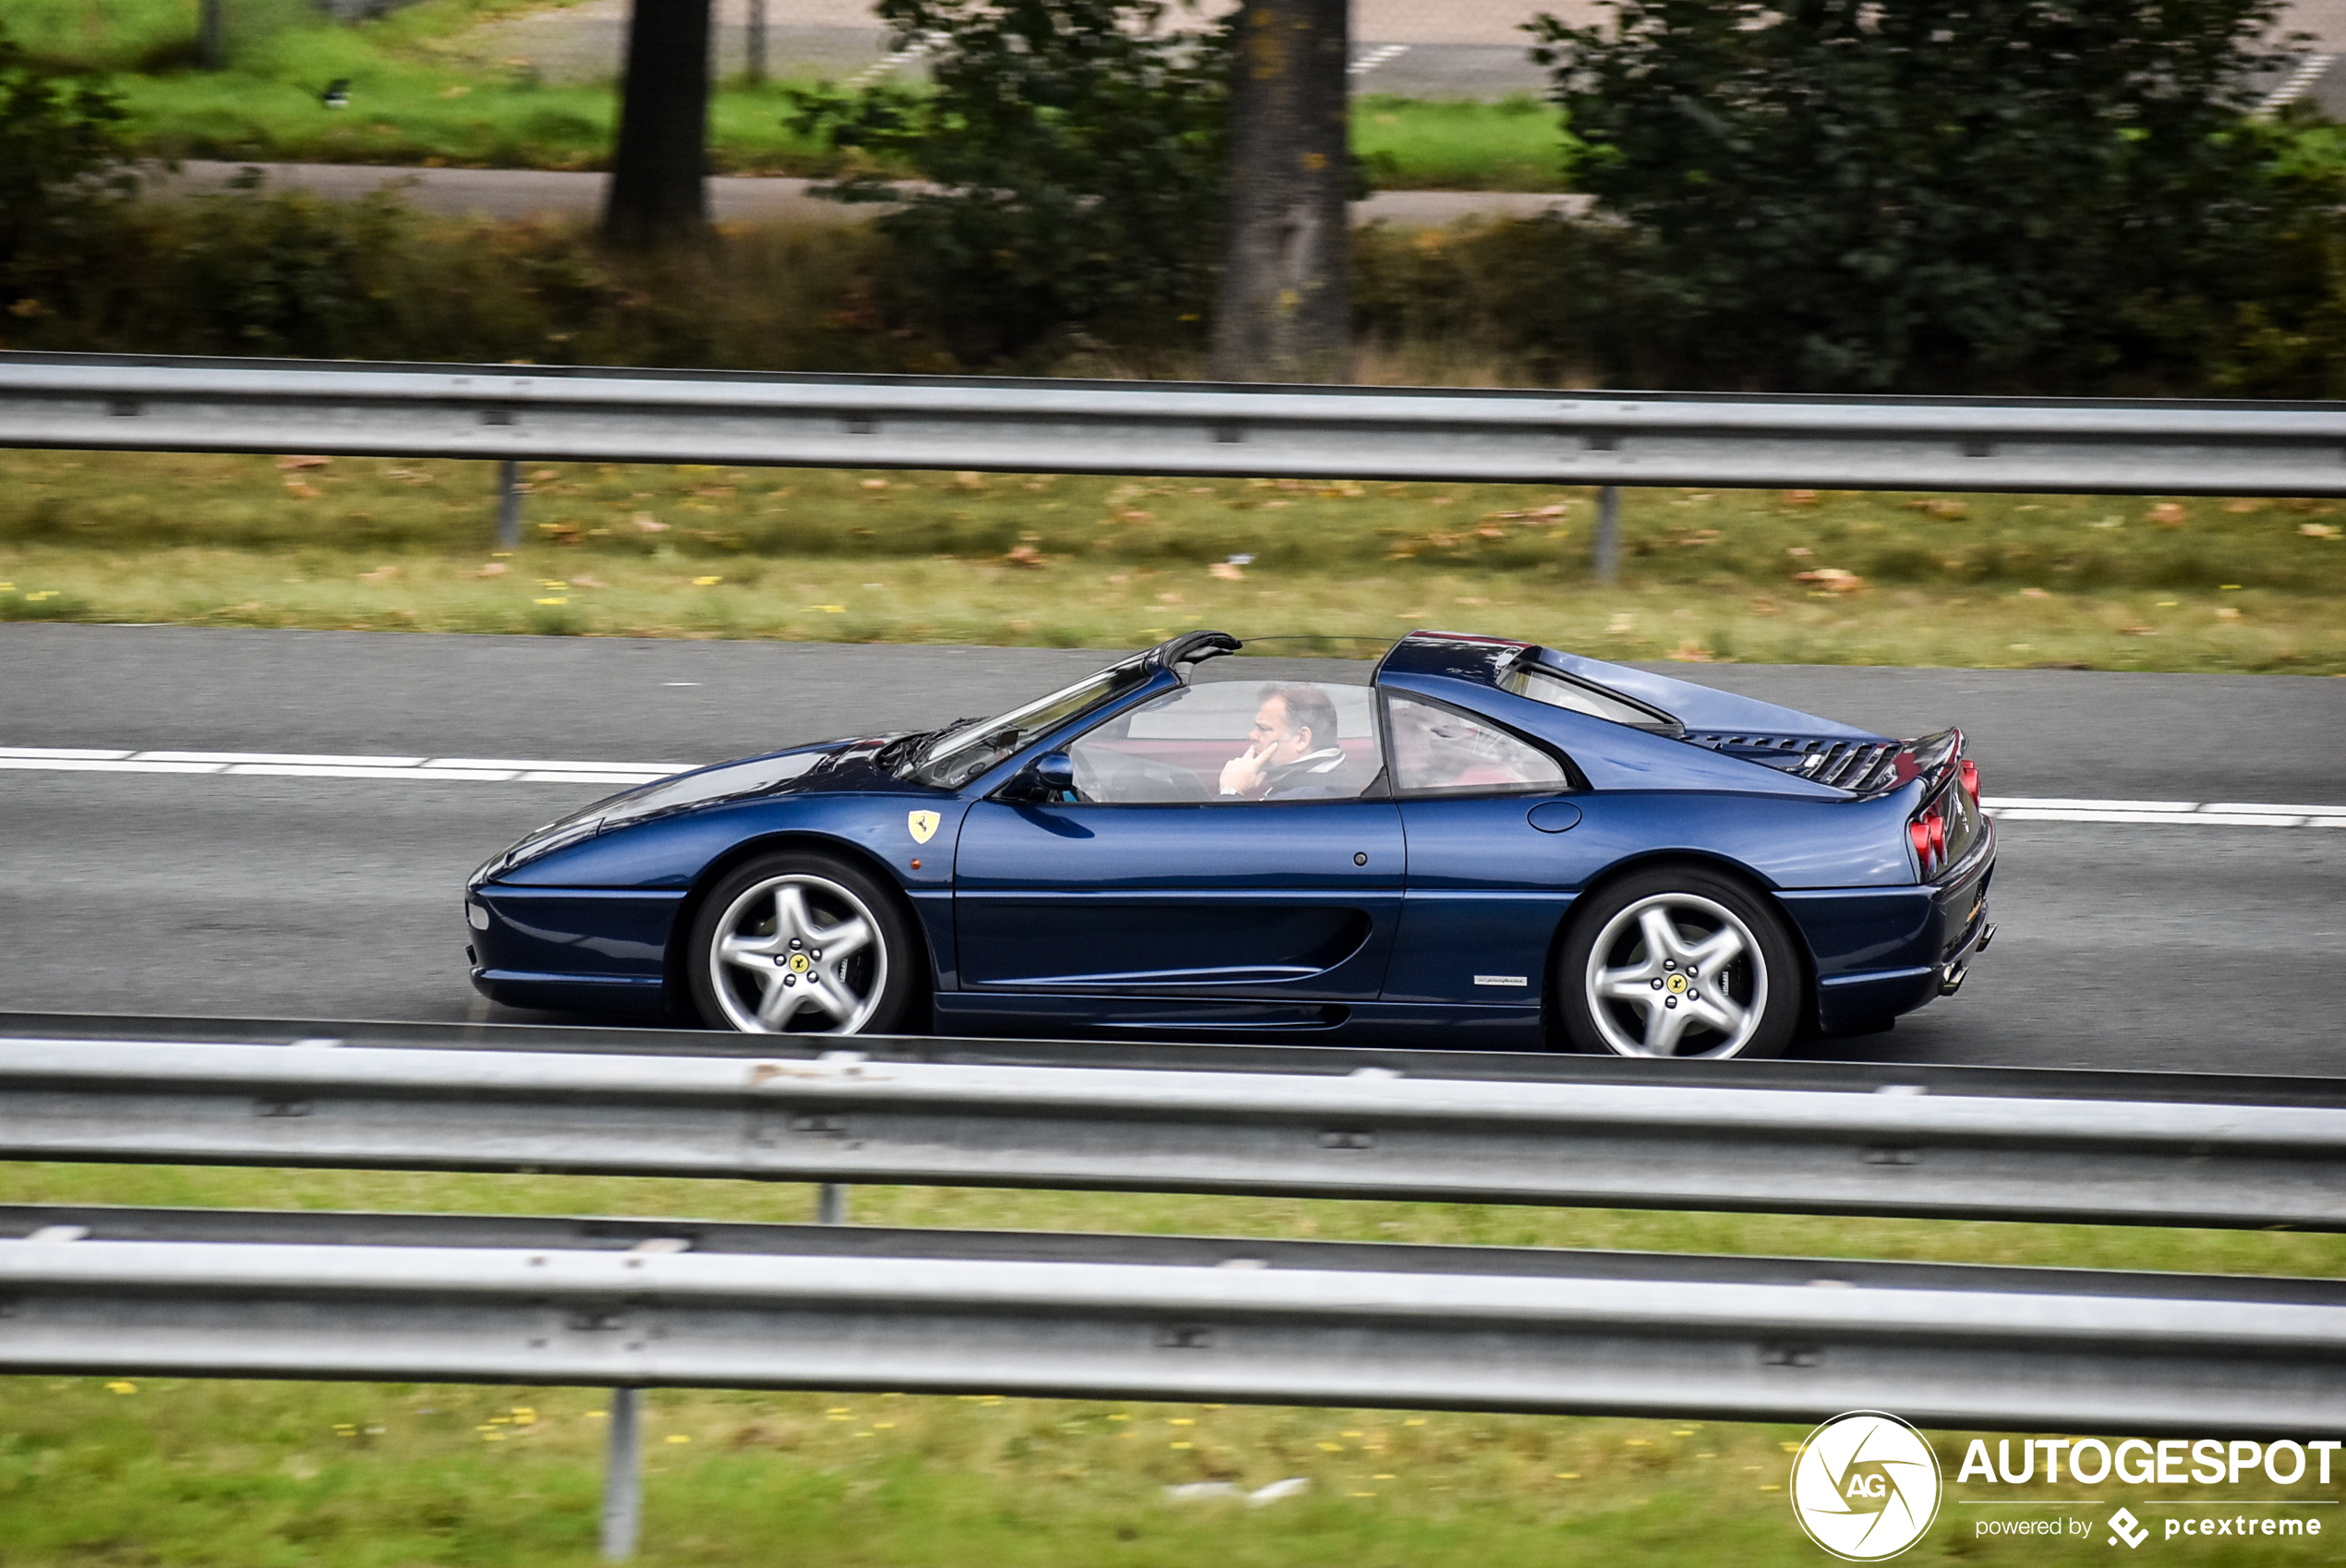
[1555,865,1802,1060]
[685,850,923,1035]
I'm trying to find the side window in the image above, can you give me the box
[1064,681,1381,803]
[1385,691,1567,796]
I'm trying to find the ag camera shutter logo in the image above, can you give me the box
[1790,1411,1943,1561]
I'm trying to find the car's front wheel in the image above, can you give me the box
[1556,866,1801,1060]
[686,851,921,1034]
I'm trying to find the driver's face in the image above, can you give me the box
[1250,697,1310,764]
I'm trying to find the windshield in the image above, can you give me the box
[901,659,1155,790]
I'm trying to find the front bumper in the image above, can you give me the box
[464,884,684,1018]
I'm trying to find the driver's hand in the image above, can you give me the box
[1219,740,1270,797]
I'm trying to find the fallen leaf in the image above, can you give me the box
[633,513,669,533]
[276,455,331,470]
[1668,640,1714,662]
[1208,561,1244,581]
[1004,543,1046,568]
[861,478,889,490]
[2216,605,2242,621]
[358,565,397,583]
[570,574,605,588]
[477,562,508,578]
[1749,598,1781,615]
[283,480,321,501]
[1794,568,1867,594]
[2301,522,2338,537]
[2147,502,2188,527]
[2020,586,2050,599]
[1786,546,1813,558]
[1779,489,1819,506]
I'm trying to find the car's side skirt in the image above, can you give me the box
[933,992,1546,1050]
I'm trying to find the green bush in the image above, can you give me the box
[789,0,1230,363]
[1526,0,2346,394]
[0,26,137,308]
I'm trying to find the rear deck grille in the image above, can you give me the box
[1684,732,1907,793]
[1797,741,1900,790]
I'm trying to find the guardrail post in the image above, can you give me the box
[1592,485,1621,585]
[495,460,525,549]
[817,1182,848,1224]
[600,1386,642,1561]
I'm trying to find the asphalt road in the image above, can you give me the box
[154,163,1583,230]
[3,623,2339,1076]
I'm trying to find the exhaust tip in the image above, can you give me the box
[1939,966,1967,997]
[1976,922,1998,953]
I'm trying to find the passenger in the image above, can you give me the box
[1217,683,1359,800]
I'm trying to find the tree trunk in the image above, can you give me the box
[199,0,225,70]
[1210,0,1349,383]
[603,0,713,249]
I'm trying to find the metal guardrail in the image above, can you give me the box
[5,1032,2345,1231]
[6,1205,2341,1434]
[9,351,2346,495]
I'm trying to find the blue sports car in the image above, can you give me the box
[466,630,1994,1059]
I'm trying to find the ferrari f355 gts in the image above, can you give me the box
[466,630,1994,1058]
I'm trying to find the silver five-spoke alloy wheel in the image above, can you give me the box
[1583,891,1769,1058]
[707,873,889,1034]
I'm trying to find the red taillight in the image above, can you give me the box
[1910,807,1949,878]
[1960,758,1980,798]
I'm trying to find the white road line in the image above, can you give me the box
[0,756,225,775]
[1978,796,2197,813]
[0,747,696,784]
[427,757,682,773]
[142,750,428,767]
[0,747,134,761]
[1980,796,2346,829]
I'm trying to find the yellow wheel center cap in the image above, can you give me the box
[1666,973,1688,995]
[789,953,811,974]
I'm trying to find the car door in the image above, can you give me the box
[953,679,1403,1021]
[1380,688,1613,1009]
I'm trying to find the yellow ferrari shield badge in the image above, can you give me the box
[907,810,940,845]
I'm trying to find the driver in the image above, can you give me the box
[1218,683,1356,800]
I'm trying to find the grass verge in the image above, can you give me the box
[2,1162,2338,1565]
[117,75,1570,189]
[16,0,1573,188]
[5,452,2343,672]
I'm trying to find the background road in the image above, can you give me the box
[3,623,2339,1075]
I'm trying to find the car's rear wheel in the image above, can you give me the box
[687,851,920,1035]
[1557,867,1801,1060]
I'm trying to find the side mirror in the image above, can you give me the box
[1029,752,1075,796]
[1006,751,1076,802]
